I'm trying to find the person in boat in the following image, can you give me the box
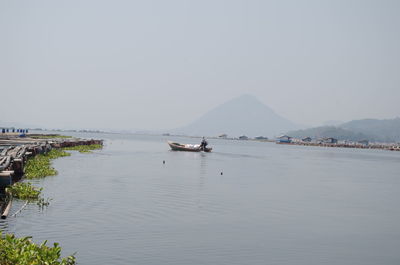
[200,137,208,150]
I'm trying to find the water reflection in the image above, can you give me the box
[199,152,207,176]
[0,219,9,230]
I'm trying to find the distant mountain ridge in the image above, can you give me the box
[288,118,400,142]
[173,94,298,137]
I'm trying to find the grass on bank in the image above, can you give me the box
[24,145,102,178]
[0,231,76,265]
[24,149,71,179]
[62,144,103,153]
[6,182,51,208]
[6,182,41,200]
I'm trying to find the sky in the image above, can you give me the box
[1,0,399,131]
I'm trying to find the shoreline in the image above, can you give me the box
[0,133,103,211]
[275,141,400,151]
[0,133,103,264]
[0,133,103,187]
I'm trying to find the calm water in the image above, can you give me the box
[1,133,400,265]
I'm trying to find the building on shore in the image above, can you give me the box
[320,137,338,144]
[1,128,27,134]
[239,135,249,140]
[218,134,228,139]
[255,136,268,140]
[277,135,292,143]
[302,137,312,142]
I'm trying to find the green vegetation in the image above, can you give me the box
[20,145,101,208]
[30,134,73,139]
[24,149,71,178]
[62,144,103,153]
[24,145,102,178]
[6,182,50,208]
[6,182,42,200]
[0,231,76,265]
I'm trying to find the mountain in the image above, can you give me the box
[173,94,298,137]
[288,126,369,141]
[341,118,400,142]
[288,117,400,142]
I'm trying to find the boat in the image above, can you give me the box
[167,141,212,152]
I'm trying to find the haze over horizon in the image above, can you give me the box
[1,0,399,131]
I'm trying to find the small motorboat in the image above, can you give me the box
[168,141,212,152]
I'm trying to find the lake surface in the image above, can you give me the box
[1,133,400,265]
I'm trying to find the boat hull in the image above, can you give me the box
[168,141,212,152]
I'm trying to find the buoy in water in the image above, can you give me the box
[163,160,165,164]
[220,171,223,175]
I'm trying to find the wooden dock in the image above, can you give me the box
[0,133,103,217]
[0,134,103,189]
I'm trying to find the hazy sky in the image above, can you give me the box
[1,0,399,130]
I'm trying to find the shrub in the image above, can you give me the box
[24,149,71,178]
[0,232,76,265]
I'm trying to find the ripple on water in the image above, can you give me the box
[3,135,400,265]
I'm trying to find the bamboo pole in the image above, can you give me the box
[1,199,12,219]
